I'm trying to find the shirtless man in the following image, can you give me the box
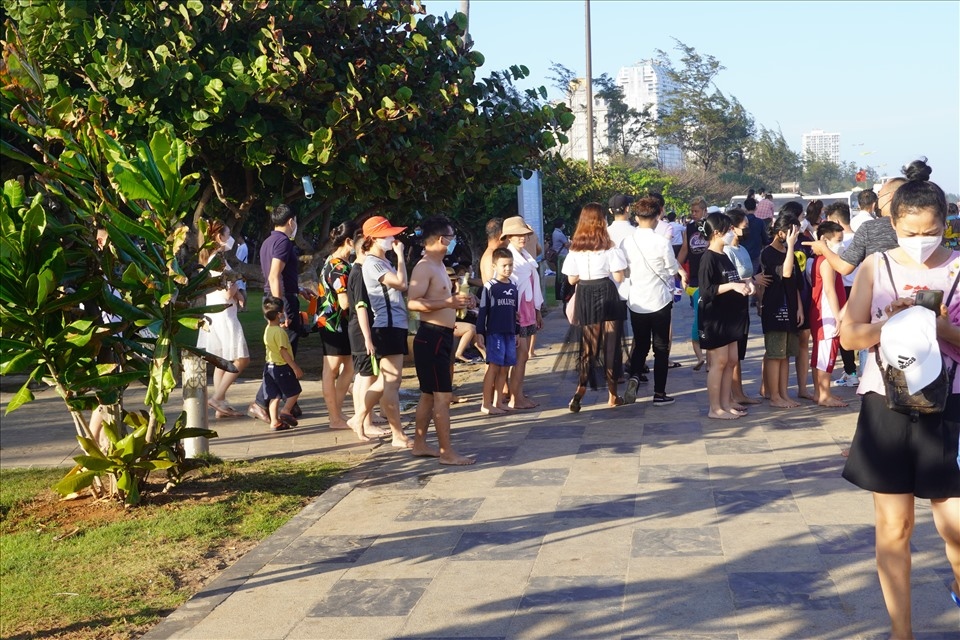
[407,216,476,465]
[479,218,505,283]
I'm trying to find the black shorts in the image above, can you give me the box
[842,392,960,499]
[372,327,408,357]
[320,329,351,356]
[262,363,302,401]
[352,353,375,378]
[413,322,454,394]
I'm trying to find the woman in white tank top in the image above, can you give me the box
[838,159,960,635]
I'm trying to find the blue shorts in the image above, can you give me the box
[263,363,302,401]
[485,333,517,367]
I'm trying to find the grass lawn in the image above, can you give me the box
[0,459,348,639]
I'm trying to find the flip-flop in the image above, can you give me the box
[568,395,582,413]
[950,583,960,608]
[692,360,706,372]
[668,362,682,368]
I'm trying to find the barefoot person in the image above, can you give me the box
[476,247,518,414]
[350,216,412,448]
[722,208,769,406]
[503,216,543,409]
[756,214,803,408]
[316,221,358,430]
[406,216,476,465]
[808,221,848,408]
[698,212,756,419]
[344,230,385,440]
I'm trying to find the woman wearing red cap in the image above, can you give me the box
[348,216,413,448]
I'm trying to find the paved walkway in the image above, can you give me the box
[3,302,959,639]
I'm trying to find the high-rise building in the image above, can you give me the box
[801,129,841,165]
[615,60,682,170]
[558,60,682,170]
[558,78,609,165]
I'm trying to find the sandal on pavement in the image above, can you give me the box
[668,361,682,368]
[568,395,582,413]
[279,412,298,427]
[692,359,706,372]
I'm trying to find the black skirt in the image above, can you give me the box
[574,278,625,326]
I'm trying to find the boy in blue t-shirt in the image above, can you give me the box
[476,248,519,414]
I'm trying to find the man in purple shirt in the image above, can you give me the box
[248,204,305,424]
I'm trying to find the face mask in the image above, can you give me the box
[379,237,394,252]
[414,228,422,237]
[897,235,941,264]
[827,242,842,254]
[722,231,735,245]
[288,220,298,241]
[446,238,457,255]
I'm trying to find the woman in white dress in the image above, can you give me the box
[198,221,250,418]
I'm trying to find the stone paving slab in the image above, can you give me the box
[4,301,959,638]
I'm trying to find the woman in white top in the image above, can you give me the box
[621,198,685,406]
[502,216,543,410]
[197,220,249,418]
[562,203,628,411]
[839,160,960,635]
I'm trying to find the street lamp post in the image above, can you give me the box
[584,0,594,172]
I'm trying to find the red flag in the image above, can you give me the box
[855,169,867,183]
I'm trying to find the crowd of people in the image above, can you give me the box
[195,159,959,635]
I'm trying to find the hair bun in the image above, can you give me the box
[901,157,932,182]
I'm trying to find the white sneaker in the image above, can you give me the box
[832,373,859,387]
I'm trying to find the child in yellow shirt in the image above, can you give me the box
[262,296,303,431]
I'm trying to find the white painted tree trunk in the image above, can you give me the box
[181,351,209,457]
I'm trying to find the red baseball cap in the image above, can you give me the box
[362,216,407,238]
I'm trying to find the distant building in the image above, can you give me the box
[801,129,841,165]
[559,78,609,165]
[558,59,682,170]
[615,60,683,170]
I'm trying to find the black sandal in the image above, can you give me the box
[568,395,582,413]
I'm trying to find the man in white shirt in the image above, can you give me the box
[607,194,635,247]
[620,196,687,406]
[850,189,877,232]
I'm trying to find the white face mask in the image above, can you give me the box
[722,231,735,245]
[827,242,842,254]
[897,235,941,264]
[379,236,394,252]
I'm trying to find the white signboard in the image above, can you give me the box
[517,170,544,248]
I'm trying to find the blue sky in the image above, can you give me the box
[424,1,960,196]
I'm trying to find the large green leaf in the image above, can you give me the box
[53,468,100,496]
[3,377,37,414]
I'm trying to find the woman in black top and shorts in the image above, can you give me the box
[697,212,756,420]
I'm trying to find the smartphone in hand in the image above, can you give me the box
[914,289,944,316]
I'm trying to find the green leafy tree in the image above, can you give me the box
[593,73,657,162]
[654,40,754,173]
[748,126,802,192]
[2,33,220,504]
[3,0,571,249]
